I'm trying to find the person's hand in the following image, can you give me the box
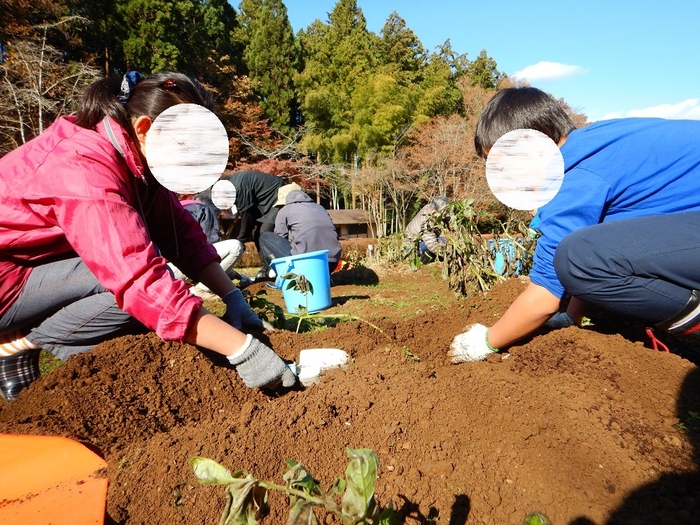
[448,323,498,363]
[227,335,297,389]
[222,289,263,331]
[543,312,575,330]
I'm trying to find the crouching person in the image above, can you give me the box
[0,71,296,401]
[450,86,700,363]
[404,196,450,264]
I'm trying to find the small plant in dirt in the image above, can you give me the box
[440,199,536,296]
[39,351,63,376]
[402,346,420,362]
[676,410,700,433]
[190,448,397,525]
[248,286,388,337]
[523,512,552,525]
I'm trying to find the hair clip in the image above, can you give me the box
[163,78,177,90]
[117,70,144,104]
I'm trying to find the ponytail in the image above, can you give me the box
[74,71,216,132]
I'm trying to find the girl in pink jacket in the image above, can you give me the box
[0,71,295,400]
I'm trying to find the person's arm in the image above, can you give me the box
[185,307,295,389]
[422,227,442,252]
[448,282,562,363]
[196,261,236,298]
[487,282,561,348]
[186,308,246,354]
[565,296,588,325]
[273,207,290,239]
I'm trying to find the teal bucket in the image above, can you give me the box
[270,250,332,314]
[488,238,522,275]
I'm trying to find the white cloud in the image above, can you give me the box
[512,61,587,82]
[592,99,700,122]
[627,98,700,120]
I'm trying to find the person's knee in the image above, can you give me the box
[218,239,245,257]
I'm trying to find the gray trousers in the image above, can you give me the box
[0,257,143,360]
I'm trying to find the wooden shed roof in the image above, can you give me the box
[327,209,370,225]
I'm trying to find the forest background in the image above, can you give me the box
[0,0,587,237]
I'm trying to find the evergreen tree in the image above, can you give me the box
[376,12,426,85]
[65,0,122,75]
[465,49,506,90]
[236,0,300,133]
[296,0,378,164]
[116,0,241,78]
[414,39,465,118]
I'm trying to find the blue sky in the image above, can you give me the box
[281,0,700,122]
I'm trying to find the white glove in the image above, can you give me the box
[543,312,575,330]
[448,323,498,363]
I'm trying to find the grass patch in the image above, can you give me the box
[39,350,63,376]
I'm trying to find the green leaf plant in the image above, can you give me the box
[523,511,552,525]
[439,199,536,297]
[247,276,388,338]
[190,448,397,525]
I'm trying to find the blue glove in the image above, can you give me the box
[222,289,263,331]
[544,312,575,330]
[227,335,297,389]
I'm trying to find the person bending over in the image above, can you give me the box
[0,71,295,401]
[450,87,700,362]
[405,196,450,264]
[170,197,250,299]
[258,184,342,276]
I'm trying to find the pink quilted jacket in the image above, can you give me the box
[0,116,219,342]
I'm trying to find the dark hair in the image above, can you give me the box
[474,87,576,158]
[74,71,216,134]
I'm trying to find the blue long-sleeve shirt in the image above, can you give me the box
[530,117,700,298]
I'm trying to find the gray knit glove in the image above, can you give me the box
[227,335,297,389]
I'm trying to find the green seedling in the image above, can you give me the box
[523,512,552,525]
[249,281,389,338]
[190,448,396,525]
[39,350,63,376]
[402,346,420,362]
[676,410,700,433]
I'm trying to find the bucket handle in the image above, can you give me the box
[273,259,295,289]
[276,259,295,277]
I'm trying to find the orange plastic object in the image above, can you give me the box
[0,434,108,525]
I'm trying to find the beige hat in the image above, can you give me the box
[275,183,302,207]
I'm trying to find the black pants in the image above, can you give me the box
[554,212,700,324]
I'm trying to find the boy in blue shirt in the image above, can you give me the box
[450,87,700,362]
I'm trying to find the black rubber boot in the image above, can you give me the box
[0,349,41,401]
[655,290,700,340]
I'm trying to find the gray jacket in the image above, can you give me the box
[405,203,444,253]
[274,190,342,263]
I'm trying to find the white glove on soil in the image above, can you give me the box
[448,323,498,363]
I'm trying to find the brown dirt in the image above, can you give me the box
[2,264,700,525]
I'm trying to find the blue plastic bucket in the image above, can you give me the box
[488,238,522,275]
[269,250,332,314]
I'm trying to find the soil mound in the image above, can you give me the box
[1,270,699,524]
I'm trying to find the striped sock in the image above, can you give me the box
[0,330,41,356]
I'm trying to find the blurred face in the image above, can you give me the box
[137,104,229,195]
